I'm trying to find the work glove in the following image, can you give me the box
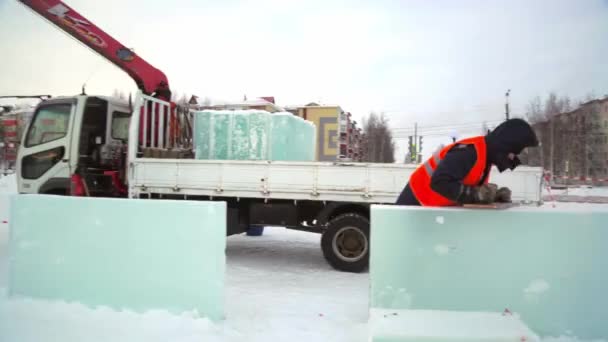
[495,187,512,203]
[473,183,498,204]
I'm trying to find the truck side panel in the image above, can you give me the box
[129,158,543,204]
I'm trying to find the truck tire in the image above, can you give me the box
[321,213,369,273]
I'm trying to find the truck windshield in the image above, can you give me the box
[111,111,130,141]
[24,103,72,147]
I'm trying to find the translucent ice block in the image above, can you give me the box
[292,115,305,161]
[193,109,315,162]
[369,205,608,340]
[248,111,270,160]
[8,195,226,320]
[270,113,291,161]
[212,112,230,159]
[230,110,250,160]
[193,110,211,159]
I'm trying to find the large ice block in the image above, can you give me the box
[8,195,226,320]
[193,110,211,159]
[248,111,269,160]
[193,109,315,161]
[270,113,292,161]
[231,110,250,160]
[212,112,230,159]
[369,205,608,340]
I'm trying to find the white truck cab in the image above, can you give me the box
[17,95,131,195]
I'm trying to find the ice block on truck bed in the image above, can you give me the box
[369,205,608,340]
[8,195,226,320]
[193,109,315,161]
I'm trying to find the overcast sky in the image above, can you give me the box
[1,0,607,159]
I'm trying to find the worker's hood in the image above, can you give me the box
[485,118,539,172]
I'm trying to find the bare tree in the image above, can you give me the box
[580,91,597,105]
[362,112,395,163]
[525,96,544,123]
[524,92,573,175]
[524,91,608,182]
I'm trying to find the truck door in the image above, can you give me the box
[17,99,76,194]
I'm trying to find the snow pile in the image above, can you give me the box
[0,293,222,342]
[545,186,608,197]
[369,308,540,341]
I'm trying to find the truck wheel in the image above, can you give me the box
[321,213,369,273]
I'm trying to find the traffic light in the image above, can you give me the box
[411,143,417,162]
[418,136,423,153]
[408,136,413,154]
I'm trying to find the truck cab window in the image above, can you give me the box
[111,111,130,141]
[25,104,71,147]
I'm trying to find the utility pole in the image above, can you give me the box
[505,89,511,121]
[550,115,555,179]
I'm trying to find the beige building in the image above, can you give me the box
[289,104,364,162]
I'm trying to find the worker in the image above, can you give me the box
[396,118,539,206]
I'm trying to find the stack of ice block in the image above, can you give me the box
[193,110,315,161]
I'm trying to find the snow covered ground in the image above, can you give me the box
[0,173,604,341]
[543,185,608,197]
[542,185,608,204]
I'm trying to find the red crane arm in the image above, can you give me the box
[18,0,171,101]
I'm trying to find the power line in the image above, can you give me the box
[393,127,485,139]
[393,126,492,136]
[391,119,503,132]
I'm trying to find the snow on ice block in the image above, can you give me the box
[369,309,539,342]
[369,205,608,340]
[8,195,226,320]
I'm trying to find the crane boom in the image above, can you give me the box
[17,0,171,101]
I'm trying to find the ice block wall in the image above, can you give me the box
[8,195,226,320]
[193,110,315,161]
[369,205,608,340]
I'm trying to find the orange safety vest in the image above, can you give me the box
[409,136,489,206]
